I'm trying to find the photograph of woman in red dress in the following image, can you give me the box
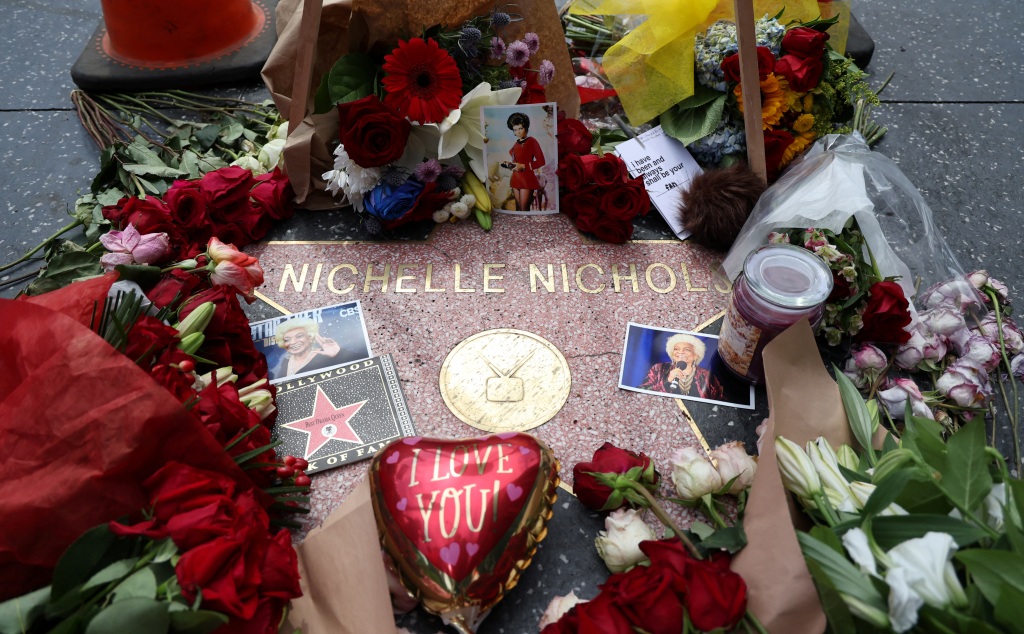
[505,112,545,211]
[481,103,559,215]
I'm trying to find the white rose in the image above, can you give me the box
[258,138,286,170]
[670,447,722,500]
[710,441,757,494]
[594,508,656,573]
[538,591,584,630]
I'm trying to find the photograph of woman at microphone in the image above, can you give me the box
[618,324,754,409]
[639,333,723,399]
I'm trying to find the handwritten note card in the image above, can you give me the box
[615,125,703,240]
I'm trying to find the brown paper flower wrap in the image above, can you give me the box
[262,0,579,208]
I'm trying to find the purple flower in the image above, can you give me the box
[842,344,887,390]
[99,225,170,271]
[523,32,541,55]
[506,40,530,68]
[936,360,992,408]
[490,36,506,60]
[920,302,967,337]
[414,159,443,183]
[538,59,556,86]
[460,26,482,46]
[878,378,933,420]
[441,164,466,179]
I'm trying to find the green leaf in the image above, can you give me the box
[918,605,1006,634]
[862,468,914,519]
[113,263,163,289]
[699,524,747,553]
[180,151,202,180]
[1006,477,1024,531]
[151,540,179,565]
[993,584,1024,634]
[51,525,133,601]
[901,415,947,471]
[220,121,244,144]
[96,187,126,207]
[113,568,157,603]
[0,586,51,634]
[84,598,169,634]
[804,559,857,634]
[937,421,993,513]
[798,532,887,614]
[122,164,187,179]
[660,90,727,146]
[193,124,222,151]
[688,521,715,540]
[125,141,167,167]
[957,549,1024,605]
[810,525,845,555]
[81,559,137,592]
[895,478,951,515]
[168,609,228,634]
[868,514,988,550]
[313,53,380,114]
[835,369,875,460]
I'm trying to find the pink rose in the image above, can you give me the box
[878,378,933,420]
[98,225,171,271]
[936,360,992,408]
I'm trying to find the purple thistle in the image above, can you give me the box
[491,11,511,27]
[489,36,506,60]
[538,59,555,86]
[460,26,482,46]
[498,79,517,90]
[364,216,382,236]
[506,40,530,68]
[414,159,443,183]
[381,165,408,187]
[436,173,459,192]
[523,32,540,55]
[441,164,466,179]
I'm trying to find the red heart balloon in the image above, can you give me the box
[369,433,559,632]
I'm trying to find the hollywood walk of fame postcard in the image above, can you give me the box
[270,354,416,474]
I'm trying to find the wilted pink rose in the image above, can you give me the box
[968,269,1010,305]
[1012,354,1023,380]
[936,360,991,408]
[920,302,967,337]
[98,225,170,271]
[976,314,1024,355]
[959,334,1001,373]
[919,279,982,311]
[878,378,933,420]
[894,328,927,370]
[843,344,887,389]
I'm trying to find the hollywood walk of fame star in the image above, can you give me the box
[282,387,366,459]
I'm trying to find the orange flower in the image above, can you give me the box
[779,131,817,168]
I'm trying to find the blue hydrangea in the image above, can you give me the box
[694,16,785,91]
[687,120,747,166]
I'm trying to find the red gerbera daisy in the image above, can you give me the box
[382,38,463,124]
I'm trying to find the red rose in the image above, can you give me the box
[572,442,659,511]
[163,489,264,552]
[601,563,685,634]
[774,54,823,92]
[380,181,452,231]
[640,539,689,586]
[781,26,830,59]
[828,269,854,302]
[195,382,264,445]
[200,167,256,212]
[250,168,295,221]
[164,180,211,231]
[721,46,775,83]
[149,348,199,403]
[575,593,632,633]
[683,553,748,632]
[103,196,183,245]
[147,269,203,309]
[562,185,600,222]
[124,315,180,366]
[855,281,913,344]
[588,215,633,244]
[337,96,412,168]
[176,528,265,619]
[259,529,302,599]
[762,129,795,181]
[235,207,275,244]
[142,462,240,523]
[586,154,628,187]
[557,118,593,158]
[557,154,588,191]
[511,63,547,105]
[217,598,286,634]
[599,182,649,222]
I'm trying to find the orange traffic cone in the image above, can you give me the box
[71,0,278,90]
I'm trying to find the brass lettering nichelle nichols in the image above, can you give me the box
[276,262,732,295]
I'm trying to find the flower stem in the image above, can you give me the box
[988,290,1021,473]
[701,496,731,530]
[624,479,703,559]
[0,219,82,273]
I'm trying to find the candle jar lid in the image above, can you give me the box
[742,244,834,309]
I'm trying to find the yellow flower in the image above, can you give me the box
[780,131,817,168]
[735,73,790,130]
[793,114,815,134]
[803,93,814,111]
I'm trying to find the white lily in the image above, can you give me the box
[886,532,968,610]
[841,527,879,577]
[415,82,522,181]
[808,438,856,510]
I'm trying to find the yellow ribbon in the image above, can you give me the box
[570,0,827,126]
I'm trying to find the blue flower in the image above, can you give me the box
[363,178,425,221]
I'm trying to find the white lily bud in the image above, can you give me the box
[836,444,860,472]
[848,481,907,515]
[808,438,855,507]
[775,436,822,500]
[194,367,238,390]
[594,508,655,573]
[240,388,276,420]
[174,301,215,338]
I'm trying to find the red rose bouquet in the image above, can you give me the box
[556,118,650,243]
[316,10,558,233]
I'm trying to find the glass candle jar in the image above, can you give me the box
[718,244,834,384]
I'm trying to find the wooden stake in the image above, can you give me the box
[733,0,767,184]
[287,0,325,132]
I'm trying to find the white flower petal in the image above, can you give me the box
[841,527,878,577]
[438,124,469,160]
